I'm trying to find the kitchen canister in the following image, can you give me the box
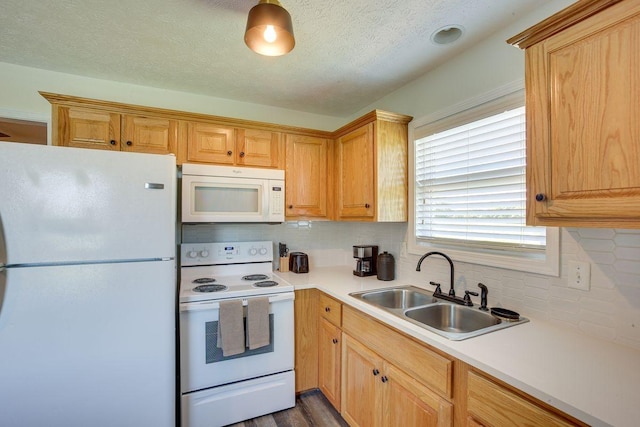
[376,252,395,281]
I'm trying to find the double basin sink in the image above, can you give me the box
[349,286,528,341]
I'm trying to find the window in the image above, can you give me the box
[409,84,559,276]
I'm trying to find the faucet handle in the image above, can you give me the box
[429,281,442,294]
[463,290,478,305]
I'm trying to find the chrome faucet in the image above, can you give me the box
[416,251,477,306]
[416,251,455,296]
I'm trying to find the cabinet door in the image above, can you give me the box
[186,122,235,164]
[341,334,383,427]
[318,318,341,411]
[236,128,282,168]
[122,115,177,155]
[285,134,331,219]
[56,106,120,150]
[382,363,452,427]
[527,2,640,226]
[294,289,318,393]
[336,123,375,219]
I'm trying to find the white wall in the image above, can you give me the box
[348,0,576,121]
[0,61,343,131]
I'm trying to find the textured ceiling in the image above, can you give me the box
[1,0,548,117]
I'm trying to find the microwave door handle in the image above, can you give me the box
[263,182,270,222]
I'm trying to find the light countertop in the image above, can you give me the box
[275,266,640,427]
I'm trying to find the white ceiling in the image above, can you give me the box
[1,0,549,117]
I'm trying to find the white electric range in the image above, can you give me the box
[178,241,295,427]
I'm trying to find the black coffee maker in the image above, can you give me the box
[353,245,378,277]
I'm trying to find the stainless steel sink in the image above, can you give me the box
[349,286,528,340]
[356,287,437,309]
[405,303,500,333]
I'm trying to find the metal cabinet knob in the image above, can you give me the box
[332,338,338,344]
[240,152,245,158]
[381,376,388,383]
[227,150,232,156]
[126,141,132,146]
[365,203,370,208]
[288,205,293,209]
[110,140,116,146]
[372,369,379,376]
[325,307,330,312]
[535,193,546,202]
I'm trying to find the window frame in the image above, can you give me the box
[408,80,559,276]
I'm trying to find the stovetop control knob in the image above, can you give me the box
[199,250,209,258]
[249,247,258,256]
[259,247,268,255]
[188,250,198,258]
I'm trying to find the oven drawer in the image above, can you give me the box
[179,292,295,393]
[181,370,295,427]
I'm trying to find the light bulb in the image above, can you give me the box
[263,25,277,43]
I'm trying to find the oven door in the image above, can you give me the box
[179,292,294,393]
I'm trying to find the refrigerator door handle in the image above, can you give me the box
[145,183,165,190]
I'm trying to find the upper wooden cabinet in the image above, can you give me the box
[285,134,333,219]
[334,111,412,222]
[54,105,177,155]
[42,92,323,168]
[336,124,375,219]
[185,122,235,164]
[236,128,283,168]
[187,124,283,168]
[509,0,640,228]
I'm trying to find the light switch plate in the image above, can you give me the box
[568,261,590,291]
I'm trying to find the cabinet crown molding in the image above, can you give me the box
[333,110,413,138]
[507,0,623,49]
[39,91,333,139]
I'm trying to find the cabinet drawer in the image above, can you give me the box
[342,305,452,398]
[319,293,342,327]
[467,370,582,426]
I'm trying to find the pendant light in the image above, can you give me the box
[245,0,295,56]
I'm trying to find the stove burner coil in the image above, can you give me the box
[193,277,216,284]
[193,284,228,293]
[253,280,278,288]
[242,274,269,281]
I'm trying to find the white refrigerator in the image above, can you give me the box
[0,142,177,427]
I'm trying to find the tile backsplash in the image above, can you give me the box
[181,222,640,350]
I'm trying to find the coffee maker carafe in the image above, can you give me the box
[353,245,378,277]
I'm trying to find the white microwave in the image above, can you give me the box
[181,164,285,223]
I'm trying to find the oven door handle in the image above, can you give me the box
[179,292,295,312]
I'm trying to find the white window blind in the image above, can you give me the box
[415,105,546,250]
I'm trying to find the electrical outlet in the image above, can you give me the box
[568,261,590,291]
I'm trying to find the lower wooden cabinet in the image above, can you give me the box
[466,370,585,427]
[341,334,452,427]
[293,296,586,426]
[294,289,318,393]
[318,318,341,410]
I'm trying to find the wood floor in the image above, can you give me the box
[227,390,348,427]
